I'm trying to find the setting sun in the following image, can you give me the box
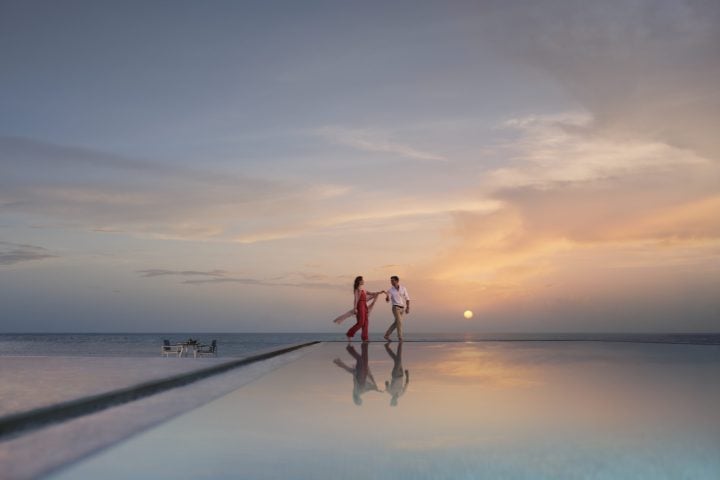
[464,310,474,319]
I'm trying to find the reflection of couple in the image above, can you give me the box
[333,342,410,406]
[333,275,411,343]
[333,343,380,406]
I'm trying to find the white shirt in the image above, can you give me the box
[387,285,410,307]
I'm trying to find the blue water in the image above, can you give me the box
[0,332,718,357]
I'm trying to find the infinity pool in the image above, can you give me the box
[50,341,720,479]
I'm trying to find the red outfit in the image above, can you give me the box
[346,289,369,342]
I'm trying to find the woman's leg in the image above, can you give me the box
[361,309,369,342]
[346,313,362,339]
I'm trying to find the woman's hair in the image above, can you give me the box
[353,276,363,291]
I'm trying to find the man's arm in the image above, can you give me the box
[404,287,411,313]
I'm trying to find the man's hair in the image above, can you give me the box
[390,275,399,282]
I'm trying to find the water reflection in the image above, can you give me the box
[333,343,381,405]
[49,342,720,480]
[384,342,409,406]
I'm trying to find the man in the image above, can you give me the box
[383,275,410,342]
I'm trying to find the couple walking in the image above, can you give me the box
[333,275,410,342]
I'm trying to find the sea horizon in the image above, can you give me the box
[2,331,719,359]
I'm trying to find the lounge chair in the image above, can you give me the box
[194,340,217,358]
[161,339,183,357]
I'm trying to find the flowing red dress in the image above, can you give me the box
[346,289,369,342]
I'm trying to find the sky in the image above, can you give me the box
[1,0,719,333]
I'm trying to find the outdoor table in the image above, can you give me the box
[177,340,200,357]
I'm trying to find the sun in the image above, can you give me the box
[463,310,474,319]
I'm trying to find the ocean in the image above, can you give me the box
[1,332,718,357]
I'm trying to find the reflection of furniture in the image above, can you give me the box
[161,339,183,357]
[194,340,217,358]
[178,339,199,357]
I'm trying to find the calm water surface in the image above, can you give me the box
[49,341,720,479]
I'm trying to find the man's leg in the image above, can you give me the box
[395,309,404,340]
[386,307,402,339]
[384,308,398,339]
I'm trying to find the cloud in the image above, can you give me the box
[136,267,346,291]
[0,241,57,266]
[315,126,447,162]
[486,112,710,192]
[181,277,261,285]
[136,269,228,278]
[232,197,501,243]
[480,0,720,160]
[0,136,349,241]
[181,276,345,290]
[415,107,720,316]
[2,136,493,246]
[487,113,720,244]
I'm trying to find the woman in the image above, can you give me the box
[343,276,383,342]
